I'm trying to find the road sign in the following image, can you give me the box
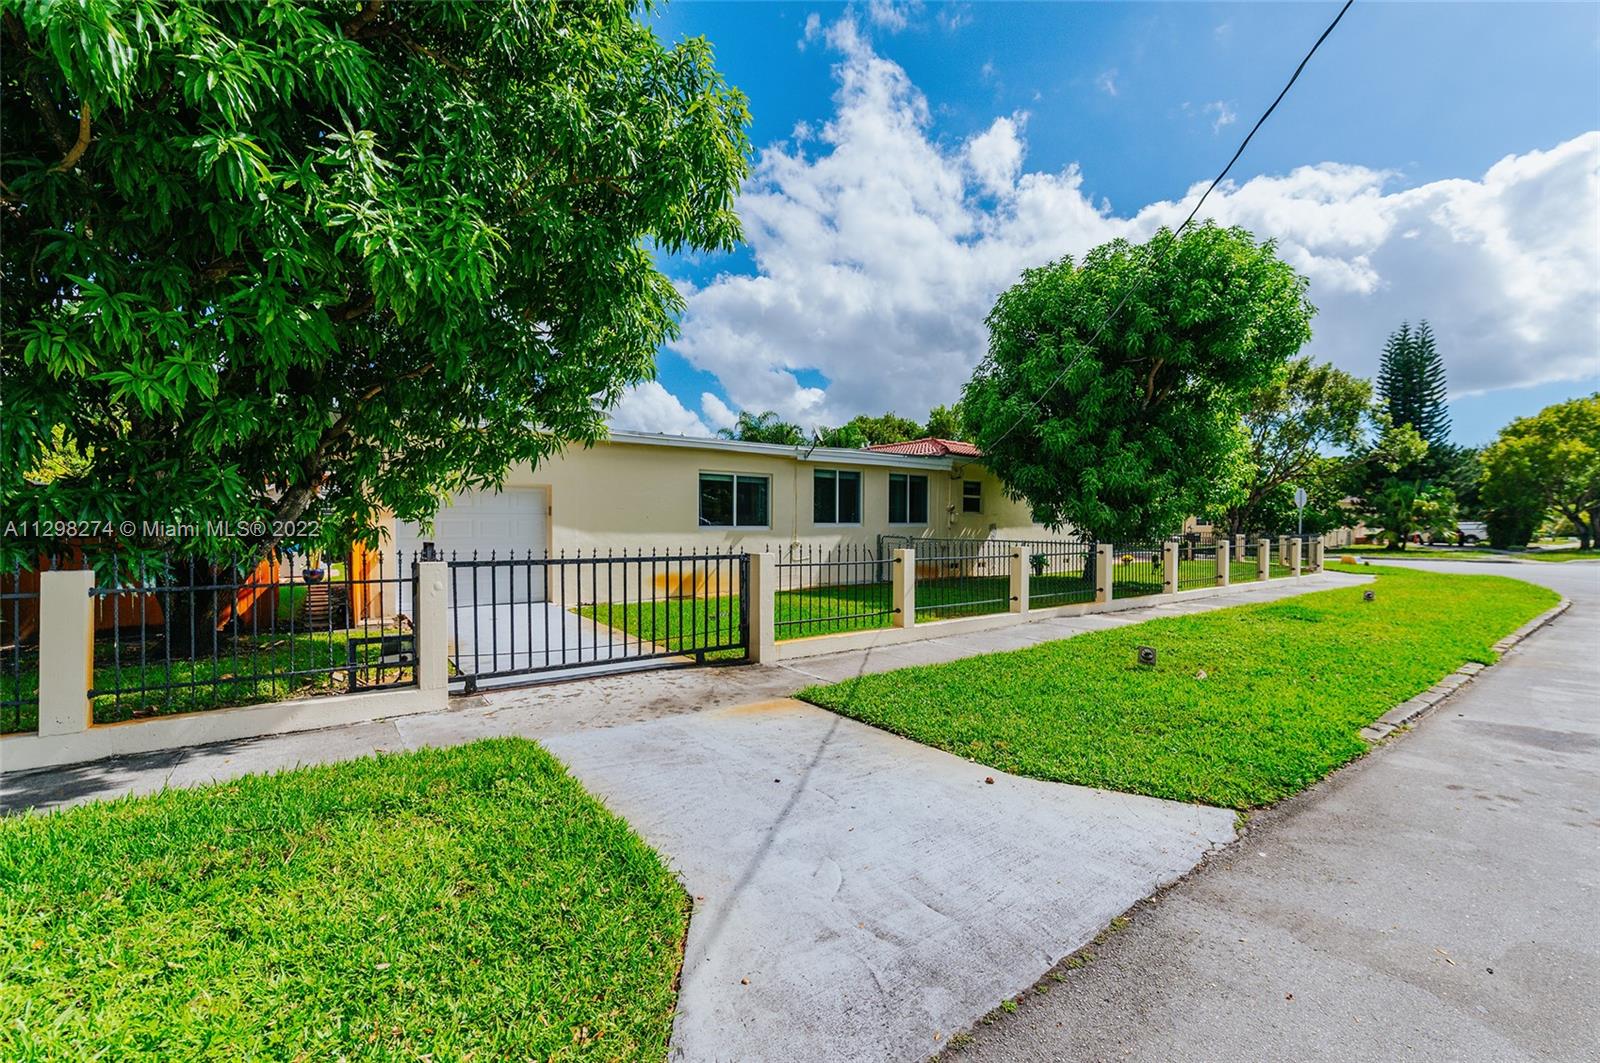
[1294,487,1308,510]
[1293,487,1308,536]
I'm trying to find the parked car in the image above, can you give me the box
[1456,520,1488,545]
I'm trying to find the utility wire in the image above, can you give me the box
[981,0,1355,453]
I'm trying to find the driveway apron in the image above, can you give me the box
[542,698,1237,1062]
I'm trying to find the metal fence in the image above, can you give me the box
[1024,538,1096,608]
[1,562,43,734]
[1234,540,1261,582]
[772,543,896,640]
[1176,539,1218,591]
[876,536,1016,621]
[88,550,416,724]
[1111,542,1165,598]
[445,548,748,690]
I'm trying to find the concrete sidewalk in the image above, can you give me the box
[2,571,1359,811]
[947,558,1600,1063]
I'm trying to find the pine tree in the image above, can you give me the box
[1377,320,1451,453]
[1411,321,1451,451]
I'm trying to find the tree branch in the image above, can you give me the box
[343,0,384,37]
[50,104,91,173]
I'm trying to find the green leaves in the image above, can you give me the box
[966,224,1314,541]
[3,0,751,565]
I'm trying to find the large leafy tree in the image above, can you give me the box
[814,411,922,448]
[1480,395,1600,549]
[922,402,972,442]
[1214,357,1370,535]
[965,224,1314,541]
[1,0,750,568]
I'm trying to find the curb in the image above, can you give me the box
[1359,597,1573,742]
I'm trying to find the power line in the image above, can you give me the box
[981,0,1355,453]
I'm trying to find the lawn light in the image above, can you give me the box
[1137,646,1158,666]
[1363,589,1375,602]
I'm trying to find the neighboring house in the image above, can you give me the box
[384,431,1050,562]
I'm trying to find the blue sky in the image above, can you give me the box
[619,1,1600,446]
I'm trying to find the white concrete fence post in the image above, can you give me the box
[1009,548,1028,614]
[38,568,96,737]
[746,552,778,663]
[1311,540,1324,573]
[1215,539,1231,587]
[413,560,450,697]
[892,548,916,628]
[1095,543,1114,604]
[1234,533,1245,559]
[1162,539,1179,595]
[1257,539,1272,582]
[1290,538,1303,578]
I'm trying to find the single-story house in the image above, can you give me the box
[385,431,1053,565]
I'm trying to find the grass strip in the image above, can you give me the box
[799,564,1557,809]
[0,739,688,1061]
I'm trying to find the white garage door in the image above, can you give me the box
[394,487,547,602]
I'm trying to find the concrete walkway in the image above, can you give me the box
[948,559,1600,1063]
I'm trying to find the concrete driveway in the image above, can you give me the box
[543,698,1237,1062]
[443,601,652,685]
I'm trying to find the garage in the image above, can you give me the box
[393,487,547,602]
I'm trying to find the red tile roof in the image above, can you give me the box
[864,437,983,458]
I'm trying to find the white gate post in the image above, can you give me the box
[1290,539,1303,578]
[892,548,916,628]
[1162,540,1179,595]
[1095,544,1114,604]
[413,560,450,701]
[1215,539,1231,587]
[1009,548,1028,614]
[1257,539,1272,582]
[38,568,96,737]
[746,553,778,662]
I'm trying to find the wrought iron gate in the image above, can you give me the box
[444,549,749,691]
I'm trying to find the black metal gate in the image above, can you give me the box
[444,549,749,691]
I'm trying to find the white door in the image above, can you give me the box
[394,487,547,602]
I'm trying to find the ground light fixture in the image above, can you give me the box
[1137,646,1158,666]
[1364,590,1376,602]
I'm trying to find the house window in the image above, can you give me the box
[699,472,770,528]
[813,469,862,525]
[888,474,929,524]
[962,480,982,514]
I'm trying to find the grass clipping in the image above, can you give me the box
[801,565,1558,809]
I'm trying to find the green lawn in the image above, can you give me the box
[583,573,1109,649]
[799,564,1557,809]
[0,739,689,1061]
[1,628,412,733]
[1335,544,1600,562]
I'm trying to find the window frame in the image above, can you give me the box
[812,468,863,527]
[697,470,772,530]
[962,479,982,514]
[888,472,930,526]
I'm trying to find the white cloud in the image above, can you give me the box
[608,381,711,437]
[700,393,738,432]
[667,17,1600,430]
[1095,69,1119,97]
[866,0,921,33]
[1203,100,1236,133]
[936,4,971,33]
[798,12,821,50]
